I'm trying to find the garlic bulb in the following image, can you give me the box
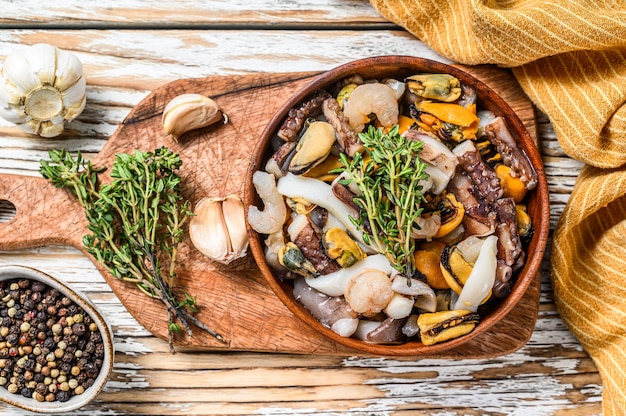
[0,43,86,138]
[190,195,249,265]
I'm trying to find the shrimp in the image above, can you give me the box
[248,170,287,234]
[343,83,399,133]
[344,268,394,317]
[264,230,285,270]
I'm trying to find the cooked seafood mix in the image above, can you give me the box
[249,71,537,346]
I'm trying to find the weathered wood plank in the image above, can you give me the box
[0,0,389,28]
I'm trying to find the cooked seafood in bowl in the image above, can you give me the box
[245,56,549,355]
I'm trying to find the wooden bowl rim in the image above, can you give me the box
[245,55,550,356]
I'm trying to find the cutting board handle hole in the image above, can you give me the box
[0,199,16,223]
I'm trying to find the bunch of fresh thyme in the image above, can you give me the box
[40,147,225,353]
[338,125,429,276]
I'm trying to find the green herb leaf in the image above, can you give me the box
[338,125,429,275]
[39,147,224,353]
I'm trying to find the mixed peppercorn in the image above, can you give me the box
[0,278,105,403]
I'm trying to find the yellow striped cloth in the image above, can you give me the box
[369,0,626,413]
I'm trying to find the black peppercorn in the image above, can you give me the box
[84,342,95,354]
[94,343,105,358]
[0,279,105,404]
[77,358,88,370]
[31,282,45,293]
[35,382,46,394]
[30,292,42,303]
[43,338,54,349]
[59,362,71,374]
[71,323,86,337]
[23,359,35,372]
[56,390,69,402]
[6,333,18,345]
[35,354,47,366]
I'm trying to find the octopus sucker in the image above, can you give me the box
[485,116,538,190]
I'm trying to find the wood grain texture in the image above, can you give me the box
[0,0,388,27]
[0,65,540,356]
[0,4,600,413]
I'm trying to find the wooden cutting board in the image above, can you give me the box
[0,64,540,358]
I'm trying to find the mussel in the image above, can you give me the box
[278,242,319,278]
[405,73,462,102]
[322,227,366,268]
[409,101,479,142]
[516,204,534,243]
[289,121,336,175]
[417,309,480,346]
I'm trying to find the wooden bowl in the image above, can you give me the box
[0,265,114,413]
[244,56,550,356]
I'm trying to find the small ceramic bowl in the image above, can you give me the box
[0,265,114,413]
[245,56,550,356]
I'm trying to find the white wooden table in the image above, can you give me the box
[0,1,600,415]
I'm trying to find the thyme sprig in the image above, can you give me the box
[338,125,429,275]
[40,147,225,353]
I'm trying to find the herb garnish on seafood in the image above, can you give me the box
[337,125,429,276]
[40,147,225,353]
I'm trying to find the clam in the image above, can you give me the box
[417,309,480,346]
[288,121,336,175]
[405,73,462,102]
[322,227,366,268]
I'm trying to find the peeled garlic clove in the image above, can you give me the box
[162,93,226,141]
[0,43,86,138]
[190,196,248,265]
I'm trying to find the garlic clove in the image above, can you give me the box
[190,196,249,265]
[190,197,232,262]
[2,51,41,95]
[162,93,225,141]
[54,50,85,92]
[28,43,58,85]
[0,80,25,123]
[221,195,249,258]
[37,115,66,138]
[61,81,87,120]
